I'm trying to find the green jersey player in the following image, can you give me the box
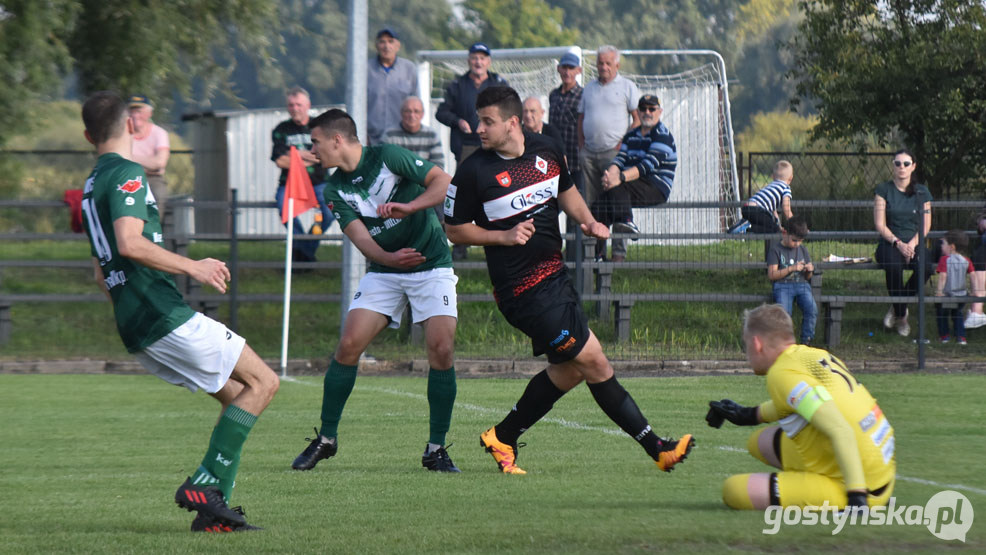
[81,91,279,532]
[291,109,461,473]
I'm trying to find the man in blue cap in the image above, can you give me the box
[367,27,419,145]
[435,42,509,259]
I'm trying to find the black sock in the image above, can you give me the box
[495,370,565,445]
[587,377,666,460]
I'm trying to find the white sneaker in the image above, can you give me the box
[883,307,896,329]
[964,312,986,329]
[896,310,910,337]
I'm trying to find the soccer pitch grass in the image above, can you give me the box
[1,373,983,553]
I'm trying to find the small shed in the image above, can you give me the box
[184,106,341,235]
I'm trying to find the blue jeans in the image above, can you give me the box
[275,183,334,260]
[936,303,965,338]
[773,281,817,342]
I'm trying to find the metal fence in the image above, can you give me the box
[3,194,985,367]
[3,149,986,367]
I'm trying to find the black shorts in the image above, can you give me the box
[973,235,986,271]
[496,271,590,364]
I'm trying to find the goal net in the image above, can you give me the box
[416,47,740,243]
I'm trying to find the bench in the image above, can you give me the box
[819,294,984,346]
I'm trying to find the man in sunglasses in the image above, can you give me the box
[594,94,677,262]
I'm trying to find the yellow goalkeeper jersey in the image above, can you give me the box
[763,344,896,491]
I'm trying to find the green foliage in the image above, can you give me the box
[237,0,463,107]
[730,8,802,129]
[0,3,78,148]
[0,1,279,145]
[546,0,738,76]
[68,0,280,111]
[790,0,986,197]
[736,111,818,152]
[735,0,798,45]
[462,0,578,49]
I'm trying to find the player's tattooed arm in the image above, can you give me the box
[114,216,230,293]
[343,219,425,269]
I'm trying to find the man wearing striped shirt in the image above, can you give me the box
[382,96,446,220]
[595,94,677,262]
[742,161,795,234]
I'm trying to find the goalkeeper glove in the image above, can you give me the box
[706,399,759,427]
[846,491,869,510]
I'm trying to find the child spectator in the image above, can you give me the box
[935,230,974,344]
[767,217,816,344]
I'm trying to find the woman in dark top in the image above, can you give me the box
[873,149,933,337]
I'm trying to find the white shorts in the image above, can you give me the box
[349,267,458,329]
[134,312,246,394]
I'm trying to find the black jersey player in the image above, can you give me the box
[443,86,694,474]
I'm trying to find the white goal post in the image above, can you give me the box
[416,46,741,241]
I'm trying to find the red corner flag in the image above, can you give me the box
[281,146,319,224]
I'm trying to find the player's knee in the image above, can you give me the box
[747,426,782,469]
[723,473,772,510]
[334,337,364,365]
[747,429,766,463]
[426,337,455,368]
[263,371,280,399]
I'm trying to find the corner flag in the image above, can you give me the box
[281,146,319,224]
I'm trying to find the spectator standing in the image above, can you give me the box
[366,27,418,146]
[522,97,564,151]
[935,230,974,344]
[270,87,333,263]
[578,45,640,261]
[766,217,816,344]
[741,161,795,233]
[873,148,933,337]
[382,96,445,219]
[435,43,509,165]
[549,52,584,189]
[435,42,508,259]
[128,95,170,219]
[595,94,675,262]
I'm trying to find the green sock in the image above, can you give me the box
[320,358,358,438]
[196,404,257,502]
[427,367,456,445]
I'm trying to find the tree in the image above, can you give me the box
[0,1,279,145]
[0,2,78,146]
[461,0,578,49]
[229,0,465,109]
[790,0,986,197]
[68,0,279,109]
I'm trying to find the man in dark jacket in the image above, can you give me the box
[435,42,509,259]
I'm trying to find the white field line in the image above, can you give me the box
[288,378,986,497]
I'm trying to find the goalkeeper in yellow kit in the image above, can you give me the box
[707,304,896,510]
